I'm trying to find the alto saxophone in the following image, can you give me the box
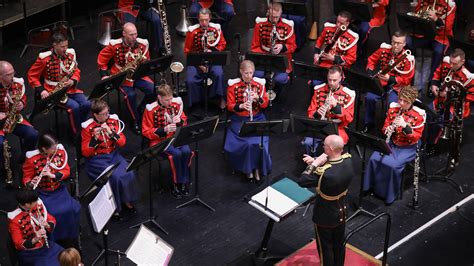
[2,92,23,185]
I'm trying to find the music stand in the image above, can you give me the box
[450,37,474,62]
[131,54,174,81]
[293,60,329,82]
[346,128,391,222]
[397,13,436,40]
[274,0,307,17]
[28,86,68,121]
[344,68,385,130]
[339,1,373,22]
[79,163,119,200]
[186,51,230,117]
[290,114,338,154]
[127,137,175,235]
[175,116,220,211]
[88,72,127,100]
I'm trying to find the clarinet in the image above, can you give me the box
[385,109,403,143]
[320,89,334,121]
[246,83,253,121]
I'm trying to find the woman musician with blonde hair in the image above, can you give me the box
[22,133,81,247]
[363,85,426,204]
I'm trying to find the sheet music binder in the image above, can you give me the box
[248,177,314,222]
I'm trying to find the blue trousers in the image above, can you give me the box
[364,88,398,126]
[302,137,322,157]
[120,78,155,122]
[164,145,192,184]
[189,1,235,27]
[62,93,91,134]
[0,123,38,165]
[282,13,308,50]
[406,37,447,83]
[186,65,225,107]
[254,70,288,97]
[18,241,63,266]
[123,9,164,52]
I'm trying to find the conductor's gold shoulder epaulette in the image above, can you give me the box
[341,153,351,159]
[315,163,332,176]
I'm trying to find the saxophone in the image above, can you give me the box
[2,91,23,185]
[409,0,437,20]
[51,62,77,105]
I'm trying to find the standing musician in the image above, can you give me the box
[189,0,235,27]
[97,22,154,135]
[363,86,426,205]
[28,32,91,135]
[251,2,296,96]
[407,0,456,82]
[118,0,164,55]
[224,60,270,181]
[298,135,353,266]
[22,134,80,246]
[8,189,63,266]
[142,84,193,199]
[304,66,355,155]
[185,8,227,109]
[363,31,415,133]
[313,11,358,70]
[426,49,474,152]
[357,0,391,55]
[0,61,39,177]
[81,100,138,217]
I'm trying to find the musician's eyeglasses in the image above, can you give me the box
[96,111,109,117]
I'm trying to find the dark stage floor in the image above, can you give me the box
[1,1,474,265]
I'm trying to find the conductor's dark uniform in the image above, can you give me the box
[298,153,353,266]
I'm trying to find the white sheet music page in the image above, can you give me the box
[88,182,116,233]
[251,187,298,217]
[126,225,174,266]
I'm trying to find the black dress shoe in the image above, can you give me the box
[124,205,137,214]
[171,185,182,199]
[178,183,190,197]
[112,212,123,220]
[361,124,374,134]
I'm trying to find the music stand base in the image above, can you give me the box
[251,251,284,266]
[176,195,215,212]
[347,207,377,222]
[92,248,126,266]
[428,175,463,193]
[129,217,169,235]
[407,201,420,210]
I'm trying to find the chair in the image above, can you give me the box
[20,21,74,58]
[97,9,129,48]
[1,210,19,266]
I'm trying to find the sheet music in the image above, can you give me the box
[88,182,116,233]
[251,187,299,218]
[126,225,174,266]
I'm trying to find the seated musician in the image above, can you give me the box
[142,84,193,199]
[224,60,271,181]
[280,0,309,50]
[81,100,138,217]
[8,189,63,266]
[0,61,38,180]
[251,2,296,99]
[28,32,91,135]
[357,0,391,55]
[97,22,155,134]
[406,0,456,84]
[118,0,165,55]
[22,133,80,247]
[185,8,227,109]
[304,66,355,155]
[363,86,425,204]
[363,31,415,133]
[189,0,235,27]
[426,49,474,153]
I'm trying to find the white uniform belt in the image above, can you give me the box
[44,80,58,86]
[261,45,271,52]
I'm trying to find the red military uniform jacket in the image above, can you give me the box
[8,199,56,251]
[414,0,456,45]
[432,56,474,117]
[368,0,390,27]
[184,23,226,54]
[28,48,82,95]
[142,97,187,147]
[81,114,126,157]
[22,144,70,191]
[251,17,297,73]
[97,38,151,87]
[307,83,355,143]
[367,43,415,92]
[384,102,425,146]
[226,77,269,117]
[193,0,233,8]
[0,77,32,136]
[118,0,139,16]
[315,22,358,68]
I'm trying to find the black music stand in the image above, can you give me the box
[344,68,385,130]
[186,51,230,117]
[339,1,373,21]
[131,54,174,82]
[245,52,288,106]
[290,114,338,154]
[294,60,329,82]
[450,37,474,62]
[28,86,68,121]
[88,72,127,100]
[79,163,119,200]
[275,0,307,16]
[175,116,220,211]
[346,128,391,222]
[127,137,175,235]
[397,13,436,40]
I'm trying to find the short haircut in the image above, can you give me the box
[450,48,466,60]
[398,85,418,104]
[52,31,68,44]
[328,65,343,76]
[58,248,82,266]
[38,133,58,151]
[326,135,344,152]
[393,30,407,38]
[240,60,255,71]
[16,189,39,206]
[338,11,352,22]
[269,2,283,12]
[199,8,212,17]
[156,84,173,97]
[91,99,109,114]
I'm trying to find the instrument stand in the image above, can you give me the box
[346,128,392,222]
[175,116,220,211]
[127,137,176,234]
